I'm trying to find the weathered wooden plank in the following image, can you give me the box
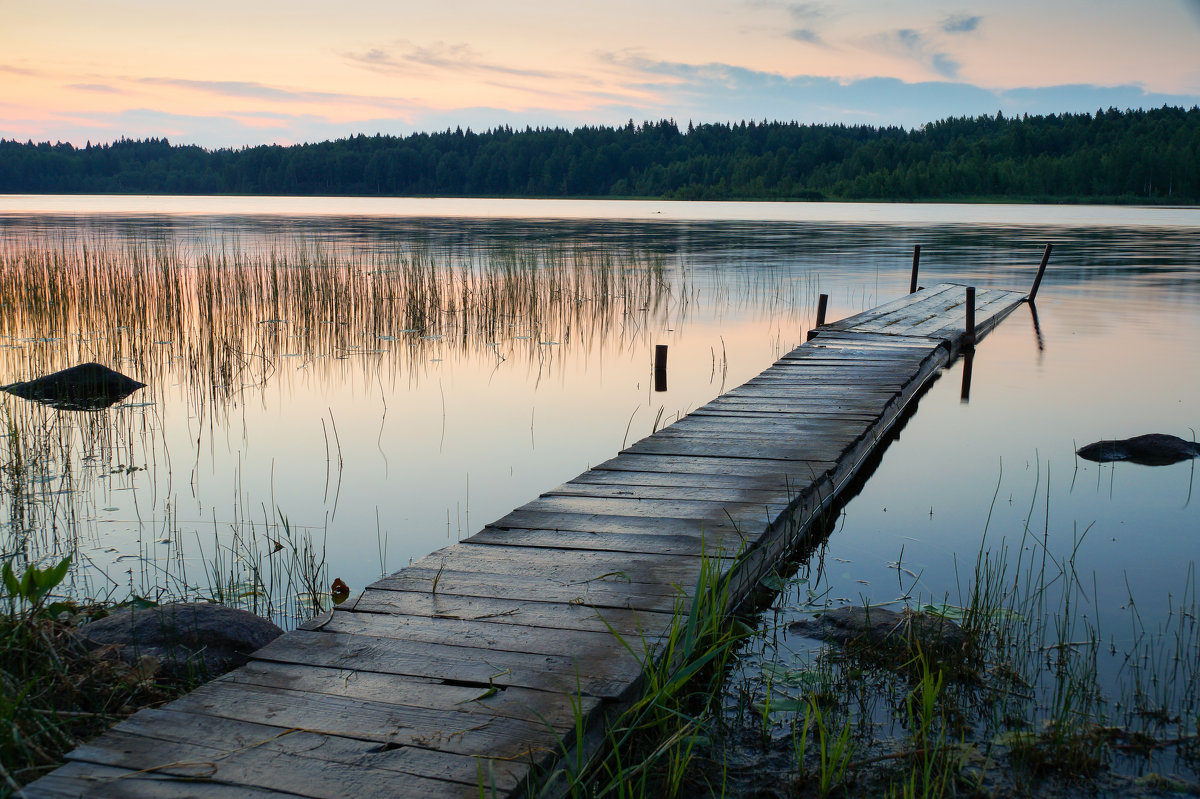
[467,526,721,556]
[676,410,879,424]
[646,425,867,445]
[23,762,295,798]
[592,452,837,480]
[806,330,946,348]
[819,283,959,330]
[222,660,593,729]
[568,467,821,491]
[855,293,966,335]
[67,729,479,799]
[695,397,887,414]
[250,630,640,699]
[721,385,900,400]
[407,542,723,579]
[103,706,525,791]
[370,566,688,612]
[341,588,676,638]
[486,509,757,542]
[544,480,799,505]
[467,526,741,557]
[508,495,788,523]
[624,436,854,463]
[164,681,581,763]
[308,605,659,663]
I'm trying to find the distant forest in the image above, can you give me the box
[2,107,1198,202]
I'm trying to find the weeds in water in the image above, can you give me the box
[564,461,1200,799]
[539,547,750,798]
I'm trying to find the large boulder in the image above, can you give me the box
[1076,433,1200,466]
[2,362,146,410]
[80,603,282,679]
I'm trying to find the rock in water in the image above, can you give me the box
[1,362,146,410]
[80,603,283,679]
[1076,433,1200,466]
[788,606,964,654]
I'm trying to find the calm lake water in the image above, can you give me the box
[1,196,1197,647]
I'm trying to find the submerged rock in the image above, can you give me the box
[1076,433,1200,466]
[2,362,146,410]
[788,606,964,654]
[81,602,282,679]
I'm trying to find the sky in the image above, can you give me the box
[3,0,1200,149]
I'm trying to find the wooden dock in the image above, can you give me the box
[26,282,1028,798]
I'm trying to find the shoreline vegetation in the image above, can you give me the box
[2,107,1198,205]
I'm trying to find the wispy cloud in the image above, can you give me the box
[344,42,568,81]
[1,64,40,77]
[879,28,961,79]
[68,83,123,94]
[135,77,413,110]
[942,14,982,34]
[784,2,829,21]
[787,28,825,45]
[930,54,962,79]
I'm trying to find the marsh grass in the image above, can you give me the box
[0,236,685,415]
[543,469,1199,798]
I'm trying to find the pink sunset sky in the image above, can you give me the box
[4,0,1200,149]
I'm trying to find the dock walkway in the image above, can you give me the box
[26,283,1028,798]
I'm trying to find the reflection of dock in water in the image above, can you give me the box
[28,281,1031,798]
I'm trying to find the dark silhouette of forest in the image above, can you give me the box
[2,107,1197,202]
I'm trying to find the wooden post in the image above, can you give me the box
[965,286,976,347]
[654,344,667,392]
[807,293,830,341]
[1028,243,1053,303]
[909,245,921,294]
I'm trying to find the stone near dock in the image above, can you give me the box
[788,605,964,654]
[1076,433,1200,466]
[80,602,283,679]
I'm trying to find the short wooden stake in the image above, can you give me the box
[965,286,976,347]
[654,344,667,392]
[807,293,830,341]
[909,245,921,294]
[1028,243,1053,303]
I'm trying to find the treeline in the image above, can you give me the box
[2,107,1198,202]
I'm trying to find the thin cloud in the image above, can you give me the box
[942,14,981,34]
[784,2,829,21]
[68,83,123,94]
[1,64,40,77]
[878,28,960,79]
[344,42,568,81]
[788,28,826,45]
[136,77,413,110]
[930,54,961,79]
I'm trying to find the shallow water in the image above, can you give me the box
[0,198,1197,640]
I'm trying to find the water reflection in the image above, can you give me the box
[0,201,1196,640]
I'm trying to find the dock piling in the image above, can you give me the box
[965,286,976,347]
[1028,243,1053,303]
[807,293,830,341]
[909,245,921,294]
